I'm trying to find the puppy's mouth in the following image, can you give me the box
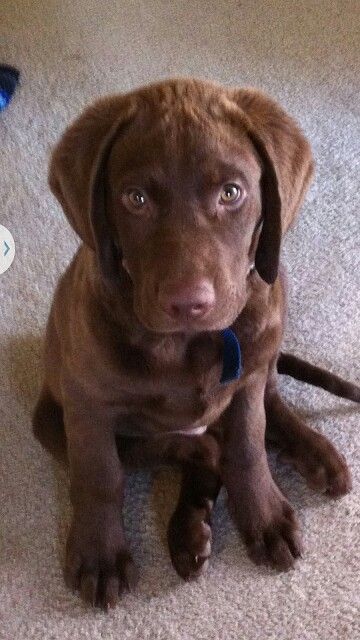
[134,304,242,336]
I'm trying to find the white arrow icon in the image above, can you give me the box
[0,225,15,274]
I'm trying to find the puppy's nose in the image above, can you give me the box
[159,279,216,321]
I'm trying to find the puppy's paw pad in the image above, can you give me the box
[168,507,212,580]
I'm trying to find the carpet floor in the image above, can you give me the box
[0,1,359,638]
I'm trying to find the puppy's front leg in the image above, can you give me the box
[221,372,303,570]
[64,403,137,608]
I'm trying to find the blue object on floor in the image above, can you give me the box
[0,65,20,111]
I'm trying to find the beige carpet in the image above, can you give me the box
[1,1,359,638]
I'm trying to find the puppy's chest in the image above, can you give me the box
[152,332,224,392]
[126,333,232,425]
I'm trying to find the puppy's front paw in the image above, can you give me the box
[65,506,138,609]
[168,504,212,580]
[233,484,303,571]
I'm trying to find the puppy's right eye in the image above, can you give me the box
[219,183,243,205]
[122,188,148,211]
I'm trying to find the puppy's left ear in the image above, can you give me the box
[246,128,282,284]
[230,88,314,284]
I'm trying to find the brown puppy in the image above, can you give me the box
[33,79,358,609]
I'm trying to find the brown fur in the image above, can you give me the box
[33,78,357,609]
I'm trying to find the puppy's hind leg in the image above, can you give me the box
[265,387,352,497]
[32,387,68,465]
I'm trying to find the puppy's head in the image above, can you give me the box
[50,79,313,333]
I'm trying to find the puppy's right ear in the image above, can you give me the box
[49,95,136,252]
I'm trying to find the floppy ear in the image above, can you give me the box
[230,88,314,284]
[49,95,136,282]
[246,128,282,284]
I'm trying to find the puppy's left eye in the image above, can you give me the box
[122,188,149,213]
[219,184,243,205]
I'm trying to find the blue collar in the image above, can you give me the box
[220,328,243,384]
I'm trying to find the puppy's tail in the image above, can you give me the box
[277,352,360,403]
